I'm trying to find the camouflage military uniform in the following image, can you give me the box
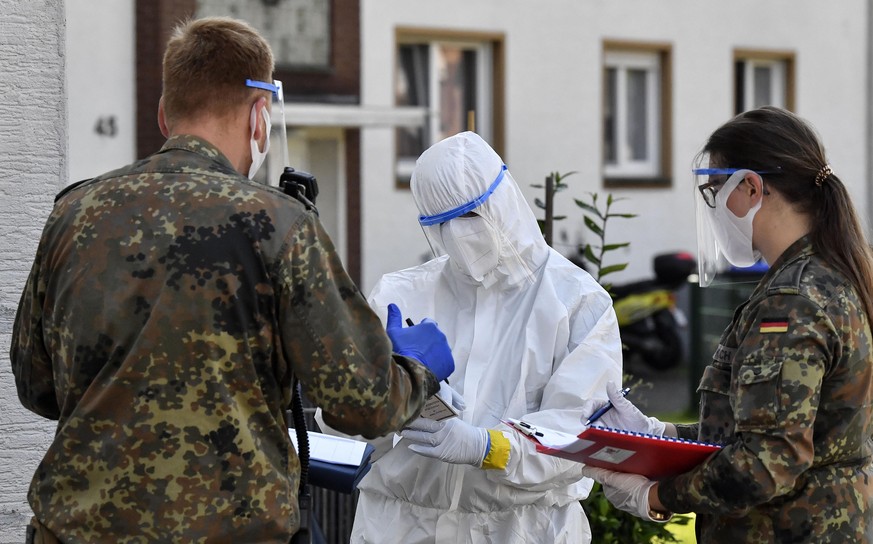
[10,135,438,543]
[658,237,873,543]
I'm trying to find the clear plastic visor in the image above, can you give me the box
[693,165,731,287]
[692,155,770,287]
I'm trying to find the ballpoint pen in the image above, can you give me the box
[515,420,543,438]
[585,387,631,425]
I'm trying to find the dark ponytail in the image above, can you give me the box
[810,174,873,321]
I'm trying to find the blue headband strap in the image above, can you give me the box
[245,79,280,97]
[418,165,507,226]
[692,167,780,175]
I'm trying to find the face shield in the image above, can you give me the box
[412,131,546,288]
[245,79,289,186]
[418,165,507,285]
[693,158,773,286]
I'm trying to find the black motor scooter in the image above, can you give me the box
[611,252,697,372]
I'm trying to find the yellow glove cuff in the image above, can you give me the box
[481,429,510,470]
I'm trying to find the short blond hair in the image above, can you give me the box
[162,17,274,125]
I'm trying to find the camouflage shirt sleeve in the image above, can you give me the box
[660,291,828,514]
[10,238,60,419]
[674,422,700,441]
[274,212,438,438]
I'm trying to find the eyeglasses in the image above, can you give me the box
[694,168,777,208]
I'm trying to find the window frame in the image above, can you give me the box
[394,28,505,188]
[602,40,673,188]
[733,49,796,114]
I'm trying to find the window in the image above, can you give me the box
[734,51,795,113]
[602,43,671,185]
[395,31,503,184]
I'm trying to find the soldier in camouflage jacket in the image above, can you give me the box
[581,107,873,542]
[10,17,449,543]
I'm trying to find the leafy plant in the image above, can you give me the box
[574,192,636,294]
[531,172,637,293]
[531,171,574,246]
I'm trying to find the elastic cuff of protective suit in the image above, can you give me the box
[481,429,510,470]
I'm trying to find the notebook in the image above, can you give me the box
[506,418,721,480]
[289,430,376,493]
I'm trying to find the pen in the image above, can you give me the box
[406,317,449,385]
[585,387,631,425]
[517,421,544,437]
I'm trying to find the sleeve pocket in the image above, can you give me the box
[696,364,734,442]
[735,358,784,431]
[697,364,732,396]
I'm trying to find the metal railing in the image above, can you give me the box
[312,485,358,543]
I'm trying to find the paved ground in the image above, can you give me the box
[624,358,695,419]
[622,283,702,419]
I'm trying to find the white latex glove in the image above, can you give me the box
[580,466,672,523]
[438,381,466,411]
[582,381,666,436]
[400,417,489,466]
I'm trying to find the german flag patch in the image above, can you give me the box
[760,318,789,333]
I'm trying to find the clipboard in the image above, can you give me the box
[506,418,721,480]
[289,430,376,493]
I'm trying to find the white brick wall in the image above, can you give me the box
[0,0,66,541]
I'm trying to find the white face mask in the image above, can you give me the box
[248,104,271,180]
[440,215,501,284]
[711,170,762,267]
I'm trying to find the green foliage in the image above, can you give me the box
[532,170,575,232]
[530,173,636,294]
[574,192,636,294]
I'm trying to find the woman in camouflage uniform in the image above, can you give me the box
[582,106,873,542]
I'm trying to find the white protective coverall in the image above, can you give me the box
[320,132,622,543]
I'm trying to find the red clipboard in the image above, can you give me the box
[506,419,721,480]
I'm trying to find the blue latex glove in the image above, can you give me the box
[401,417,489,467]
[385,303,455,382]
